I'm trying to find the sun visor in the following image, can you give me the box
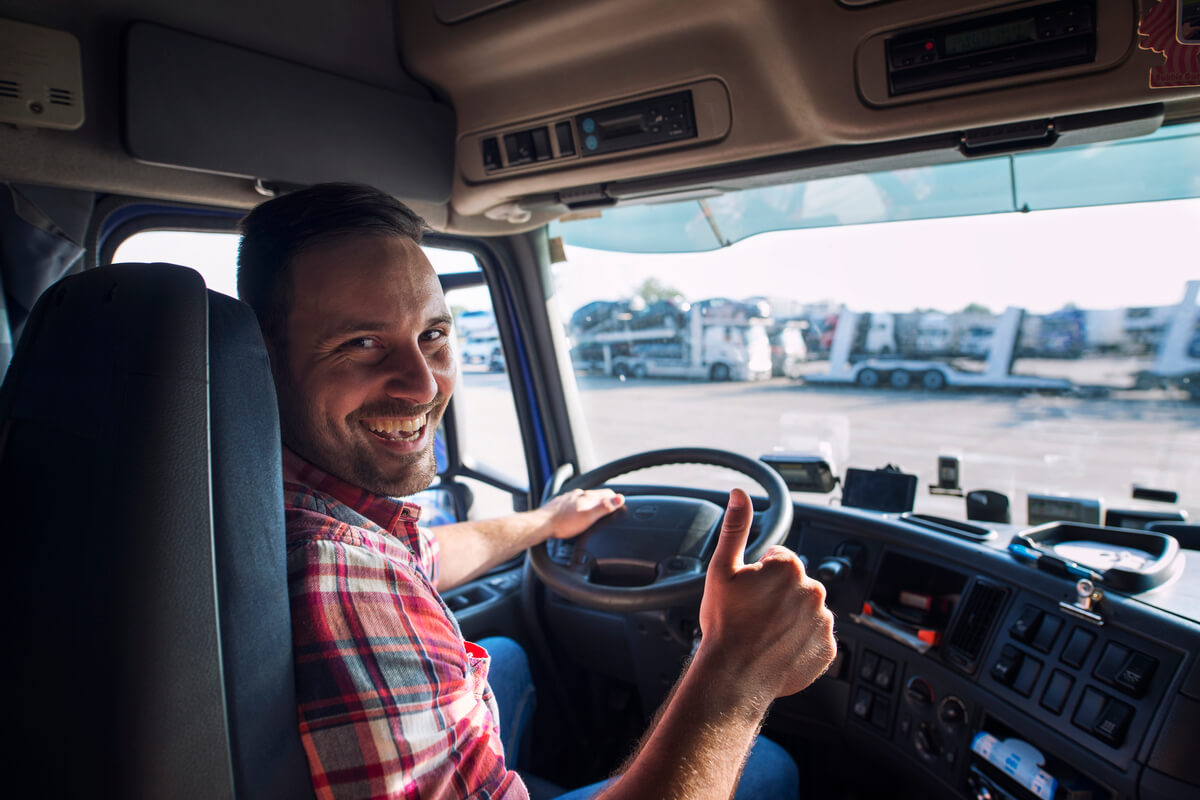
[122,22,455,203]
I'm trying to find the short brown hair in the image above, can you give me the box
[237,183,427,348]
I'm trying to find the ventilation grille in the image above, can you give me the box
[48,87,73,106]
[0,79,19,99]
[944,579,1008,673]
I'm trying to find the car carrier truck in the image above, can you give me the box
[571,299,772,381]
[804,306,1073,392]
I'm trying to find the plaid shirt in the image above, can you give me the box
[283,448,528,799]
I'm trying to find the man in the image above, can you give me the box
[237,183,837,799]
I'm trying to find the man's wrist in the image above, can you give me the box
[685,647,774,723]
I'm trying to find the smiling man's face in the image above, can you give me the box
[274,233,457,497]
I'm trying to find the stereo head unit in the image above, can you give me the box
[886,0,1097,96]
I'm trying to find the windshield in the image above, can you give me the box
[548,124,1200,527]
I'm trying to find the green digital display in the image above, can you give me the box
[944,20,1036,57]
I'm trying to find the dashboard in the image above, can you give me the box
[505,492,1200,800]
[779,504,1199,800]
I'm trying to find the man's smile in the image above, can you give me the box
[360,412,429,442]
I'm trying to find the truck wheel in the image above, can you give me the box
[613,363,630,379]
[709,363,731,381]
[921,370,946,391]
[489,348,504,372]
[889,370,912,389]
[632,364,647,378]
[856,368,881,388]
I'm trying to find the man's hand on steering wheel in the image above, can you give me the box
[698,488,837,699]
[538,488,626,539]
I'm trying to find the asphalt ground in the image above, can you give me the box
[456,360,1200,527]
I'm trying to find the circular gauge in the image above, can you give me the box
[1053,540,1156,572]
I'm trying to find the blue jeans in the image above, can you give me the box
[481,636,799,800]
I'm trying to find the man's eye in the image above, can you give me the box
[343,337,380,349]
[421,329,448,343]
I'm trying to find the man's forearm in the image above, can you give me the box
[432,509,554,591]
[596,650,770,800]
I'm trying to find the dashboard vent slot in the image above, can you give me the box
[945,579,1008,673]
[48,88,73,106]
[0,79,19,99]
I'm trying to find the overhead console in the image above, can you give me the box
[457,79,731,183]
[857,0,1134,107]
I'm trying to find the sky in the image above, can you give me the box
[550,198,1200,318]
[114,197,1200,320]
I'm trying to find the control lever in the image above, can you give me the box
[815,541,866,585]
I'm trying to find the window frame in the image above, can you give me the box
[95,204,563,518]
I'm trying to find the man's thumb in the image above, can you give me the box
[709,488,753,575]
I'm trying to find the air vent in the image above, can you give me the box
[945,579,1008,673]
[0,79,19,99]
[48,88,73,106]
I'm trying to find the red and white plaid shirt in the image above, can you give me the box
[283,448,528,799]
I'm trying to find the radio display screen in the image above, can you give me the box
[943,19,1035,56]
[598,114,647,140]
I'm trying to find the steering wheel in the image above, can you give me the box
[528,447,793,611]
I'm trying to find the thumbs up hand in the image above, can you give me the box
[697,489,837,700]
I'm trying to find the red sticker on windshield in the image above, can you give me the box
[1138,0,1200,87]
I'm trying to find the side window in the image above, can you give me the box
[111,230,529,522]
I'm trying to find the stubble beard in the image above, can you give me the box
[276,371,441,499]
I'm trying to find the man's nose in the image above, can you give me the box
[381,344,439,405]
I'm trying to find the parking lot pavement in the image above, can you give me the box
[457,369,1200,526]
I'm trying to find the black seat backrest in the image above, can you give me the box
[0,263,313,799]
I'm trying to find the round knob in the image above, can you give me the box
[939,696,967,727]
[905,677,934,705]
